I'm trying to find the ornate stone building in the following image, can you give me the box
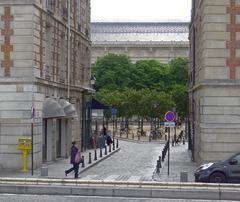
[91,21,189,64]
[189,0,240,165]
[0,0,91,169]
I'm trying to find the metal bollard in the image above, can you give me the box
[183,137,185,145]
[180,171,188,182]
[159,156,162,168]
[100,147,103,157]
[116,139,119,148]
[81,155,85,168]
[113,140,115,150]
[109,144,111,152]
[105,145,107,155]
[88,152,92,164]
[163,146,166,154]
[156,160,160,173]
[94,149,97,161]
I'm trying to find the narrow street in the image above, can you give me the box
[80,140,163,180]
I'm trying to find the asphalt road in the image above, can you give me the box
[0,194,237,202]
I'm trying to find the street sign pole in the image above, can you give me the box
[168,126,170,175]
[31,121,33,176]
[164,111,175,176]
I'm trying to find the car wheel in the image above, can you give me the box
[209,172,226,183]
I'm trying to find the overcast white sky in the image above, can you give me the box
[91,0,192,22]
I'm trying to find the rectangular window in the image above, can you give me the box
[46,0,55,11]
[77,0,81,32]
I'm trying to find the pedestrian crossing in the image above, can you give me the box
[79,174,153,181]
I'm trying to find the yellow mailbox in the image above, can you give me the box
[18,137,32,172]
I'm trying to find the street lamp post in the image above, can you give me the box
[91,75,96,86]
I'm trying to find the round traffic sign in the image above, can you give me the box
[165,111,175,122]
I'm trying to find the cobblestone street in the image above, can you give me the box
[80,140,163,180]
[80,139,197,182]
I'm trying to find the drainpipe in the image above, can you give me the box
[191,23,196,161]
[67,0,71,100]
[189,0,196,160]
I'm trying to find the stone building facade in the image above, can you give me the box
[0,0,91,169]
[189,0,240,165]
[91,22,189,64]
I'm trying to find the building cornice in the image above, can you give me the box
[92,42,189,48]
[189,80,240,92]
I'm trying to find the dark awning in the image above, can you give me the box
[91,98,108,109]
[42,98,65,119]
[58,99,78,119]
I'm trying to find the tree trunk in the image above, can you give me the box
[126,118,129,138]
[141,117,144,136]
[155,117,157,131]
[121,117,124,130]
[138,116,140,130]
[106,118,109,130]
[150,118,153,130]
[115,118,118,136]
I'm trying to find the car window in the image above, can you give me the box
[233,154,240,165]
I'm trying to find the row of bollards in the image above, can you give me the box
[81,138,119,168]
[156,156,162,173]
[156,141,169,174]
[161,141,169,162]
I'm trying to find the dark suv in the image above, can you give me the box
[194,152,240,183]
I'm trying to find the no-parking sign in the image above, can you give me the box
[165,111,175,122]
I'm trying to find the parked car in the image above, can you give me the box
[194,152,240,183]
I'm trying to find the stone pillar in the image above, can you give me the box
[65,119,72,156]
[46,119,53,162]
[61,119,67,158]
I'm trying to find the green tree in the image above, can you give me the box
[170,85,188,119]
[93,55,189,124]
[169,57,189,86]
[92,54,133,91]
[132,60,169,91]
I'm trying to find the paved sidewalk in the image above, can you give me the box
[0,144,120,179]
[153,142,197,182]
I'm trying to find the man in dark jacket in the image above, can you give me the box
[65,141,80,178]
[106,134,113,145]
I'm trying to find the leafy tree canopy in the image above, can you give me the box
[169,57,189,86]
[132,60,169,91]
[92,54,133,91]
[92,54,189,120]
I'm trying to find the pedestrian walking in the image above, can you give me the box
[98,133,106,148]
[65,141,81,178]
[100,126,107,137]
[105,133,113,145]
